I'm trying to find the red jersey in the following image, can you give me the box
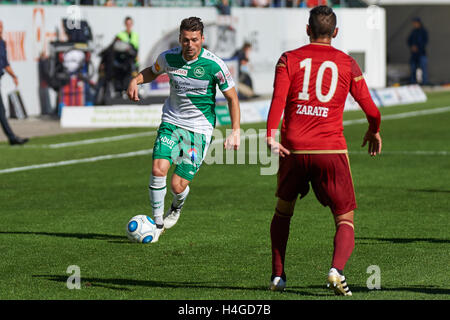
[267,43,381,151]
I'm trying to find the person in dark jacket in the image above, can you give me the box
[0,20,28,145]
[408,17,429,85]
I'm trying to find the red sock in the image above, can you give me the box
[332,222,355,271]
[270,212,291,277]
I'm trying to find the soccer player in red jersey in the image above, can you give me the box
[266,6,382,295]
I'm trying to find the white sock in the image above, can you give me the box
[149,175,166,226]
[172,185,190,209]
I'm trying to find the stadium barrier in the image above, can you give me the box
[60,84,427,128]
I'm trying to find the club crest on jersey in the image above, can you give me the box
[193,66,205,78]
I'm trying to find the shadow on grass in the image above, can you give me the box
[33,275,328,297]
[357,237,450,244]
[33,275,450,297]
[407,188,450,194]
[0,231,128,243]
[307,285,450,296]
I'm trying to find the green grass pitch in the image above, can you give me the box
[0,91,449,300]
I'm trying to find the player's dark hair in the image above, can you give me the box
[308,6,336,39]
[124,16,133,23]
[180,17,204,35]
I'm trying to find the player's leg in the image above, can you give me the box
[164,130,208,229]
[150,158,171,226]
[163,173,191,229]
[269,154,306,291]
[269,197,296,291]
[149,122,180,242]
[327,210,354,296]
[310,153,356,296]
[148,158,171,242]
[332,210,355,273]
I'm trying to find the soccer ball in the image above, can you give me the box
[126,215,157,244]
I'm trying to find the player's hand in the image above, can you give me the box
[127,78,139,102]
[12,76,18,87]
[224,129,240,150]
[361,130,382,156]
[266,136,290,157]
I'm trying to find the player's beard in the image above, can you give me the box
[183,47,199,61]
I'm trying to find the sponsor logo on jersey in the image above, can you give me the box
[167,67,188,76]
[215,71,226,85]
[160,136,176,149]
[296,105,329,118]
[194,66,205,78]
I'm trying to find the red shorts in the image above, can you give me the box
[276,153,357,215]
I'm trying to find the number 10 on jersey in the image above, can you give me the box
[298,58,338,103]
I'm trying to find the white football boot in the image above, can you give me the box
[269,276,286,292]
[327,268,352,296]
[163,205,182,229]
[150,226,165,243]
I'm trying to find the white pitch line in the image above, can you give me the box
[0,131,157,149]
[343,106,450,125]
[0,149,153,174]
[1,106,450,174]
[349,150,450,156]
[48,131,157,148]
[2,105,448,149]
[0,134,258,175]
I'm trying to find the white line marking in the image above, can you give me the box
[343,106,450,125]
[245,150,449,156]
[2,106,448,149]
[0,131,157,149]
[0,134,254,175]
[48,131,157,148]
[1,106,449,174]
[0,149,153,174]
[349,150,450,156]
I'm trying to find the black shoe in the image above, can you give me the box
[9,137,29,145]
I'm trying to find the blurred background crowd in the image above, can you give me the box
[0,0,368,8]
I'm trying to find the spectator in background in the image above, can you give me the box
[233,41,256,99]
[306,0,328,7]
[216,0,231,15]
[408,17,429,85]
[286,0,305,7]
[116,16,139,54]
[116,16,140,71]
[0,20,28,145]
[252,0,270,7]
[272,0,282,7]
[104,0,116,7]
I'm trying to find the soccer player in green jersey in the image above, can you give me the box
[127,17,241,242]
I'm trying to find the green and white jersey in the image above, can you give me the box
[151,47,235,136]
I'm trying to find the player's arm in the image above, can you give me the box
[266,53,291,157]
[223,87,241,150]
[349,59,382,156]
[127,67,159,102]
